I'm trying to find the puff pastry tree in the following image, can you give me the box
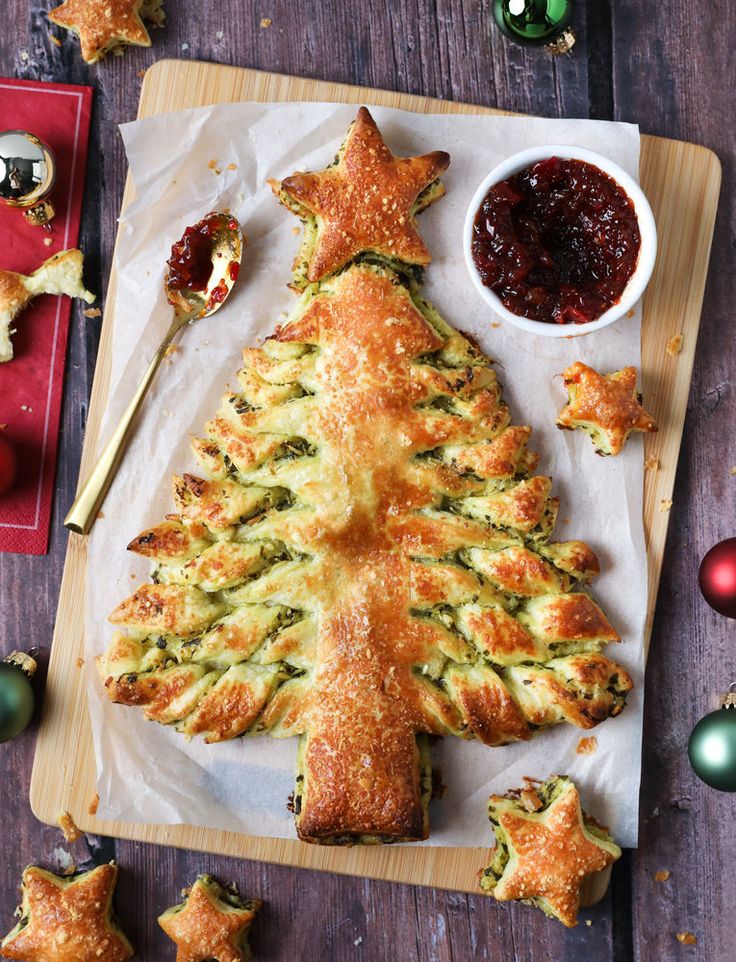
[99,108,632,843]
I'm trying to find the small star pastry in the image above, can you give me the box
[1,862,133,962]
[48,0,163,63]
[480,775,621,927]
[272,105,450,288]
[158,875,261,962]
[556,361,658,455]
[0,249,95,363]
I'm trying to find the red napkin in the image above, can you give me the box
[0,77,92,555]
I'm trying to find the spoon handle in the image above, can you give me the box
[64,315,184,535]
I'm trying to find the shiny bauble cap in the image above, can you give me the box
[0,129,56,228]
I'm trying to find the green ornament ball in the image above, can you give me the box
[492,0,575,50]
[0,659,35,743]
[688,707,736,792]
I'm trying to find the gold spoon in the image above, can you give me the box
[64,211,244,535]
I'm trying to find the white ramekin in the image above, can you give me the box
[463,144,657,338]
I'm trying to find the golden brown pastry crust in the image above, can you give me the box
[480,776,621,927]
[158,875,260,962]
[48,0,151,63]
[100,265,632,843]
[0,271,32,318]
[0,863,133,962]
[274,106,449,286]
[99,112,633,845]
[556,361,658,456]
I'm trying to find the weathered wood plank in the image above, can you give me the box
[611,2,736,961]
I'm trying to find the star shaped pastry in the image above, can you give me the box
[556,361,658,456]
[1,862,133,962]
[48,0,152,63]
[273,105,450,287]
[158,875,261,962]
[480,776,621,927]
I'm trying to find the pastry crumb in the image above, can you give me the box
[227,162,238,171]
[676,932,697,945]
[655,869,671,882]
[730,467,736,476]
[57,810,83,843]
[520,788,542,812]
[353,935,363,946]
[164,344,180,358]
[490,322,501,328]
[76,656,84,668]
[576,736,598,755]
[659,499,673,512]
[260,17,272,28]
[666,333,683,356]
[83,307,101,317]
[292,226,301,235]
[96,510,105,519]
[44,236,54,246]
[626,308,635,318]
[137,68,146,79]
[644,456,660,470]
[585,919,593,926]
[561,517,571,525]
[88,793,100,815]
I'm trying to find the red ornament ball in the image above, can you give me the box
[0,434,17,496]
[699,538,736,618]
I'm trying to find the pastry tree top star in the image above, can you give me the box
[158,875,261,962]
[0,863,133,962]
[481,776,621,927]
[556,361,658,456]
[48,0,152,63]
[273,106,450,287]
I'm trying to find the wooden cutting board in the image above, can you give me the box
[30,59,721,896]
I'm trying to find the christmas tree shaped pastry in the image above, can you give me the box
[99,108,633,844]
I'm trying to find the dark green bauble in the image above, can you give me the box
[492,0,575,51]
[688,707,736,792]
[0,658,35,743]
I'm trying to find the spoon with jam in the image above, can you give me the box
[65,211,244,535]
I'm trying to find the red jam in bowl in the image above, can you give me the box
[471,156,641,325]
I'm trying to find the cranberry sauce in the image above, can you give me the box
[471,157,641,324]
[166,213,222,292]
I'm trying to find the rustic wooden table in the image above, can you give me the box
[1,2,734,960]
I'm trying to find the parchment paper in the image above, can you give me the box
[86,102,646,847]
